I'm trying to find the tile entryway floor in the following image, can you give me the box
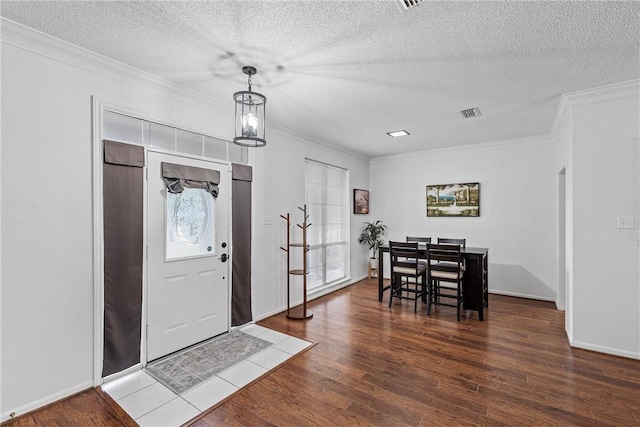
[102,324,313,426]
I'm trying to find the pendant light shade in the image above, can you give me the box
[233,66,267,147]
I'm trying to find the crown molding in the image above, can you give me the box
[549,93,571,137]
[370,133,554,164]
[550,79,639,137]
[1,18,139,79]
[269,121,370,161]
[1,17,368,162]
[564,79,639,106]
[0,18,228,112]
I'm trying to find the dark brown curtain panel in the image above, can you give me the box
[232,163,253,326]
[102,140,144,377]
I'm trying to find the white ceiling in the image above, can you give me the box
[2,1,639,158]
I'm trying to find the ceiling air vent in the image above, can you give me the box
[460,107,481,119]
[395,0,424,11]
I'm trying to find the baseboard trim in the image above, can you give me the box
[308,276,364,301]
[1,380,93,422]
[253,275,367,323]
[570,339,640,360]
[254,306,288,322]
[489,289,556,303]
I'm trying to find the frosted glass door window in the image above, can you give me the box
[166,188,215,260]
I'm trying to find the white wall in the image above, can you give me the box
[0,20,369,419]
[563,82,640,359]
[251,127,370,319]
[1,20,229,418]
[370,137,558,301]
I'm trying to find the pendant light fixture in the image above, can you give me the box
[233,66,267,147]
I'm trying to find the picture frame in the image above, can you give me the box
[426,182,480,217]
[353,189,369,214]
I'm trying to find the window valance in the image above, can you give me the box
[104,140,144,167]
[161,162,220,198]
[232,163,253,182]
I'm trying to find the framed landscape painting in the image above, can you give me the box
[353,189,369,214]
[426,183,480,217]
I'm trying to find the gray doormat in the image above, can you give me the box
[146,330,272,394]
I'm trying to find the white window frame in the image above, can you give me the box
[304,159,349,291]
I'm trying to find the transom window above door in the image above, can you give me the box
[102,110,248,164]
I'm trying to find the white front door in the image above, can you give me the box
[146,151,229,361]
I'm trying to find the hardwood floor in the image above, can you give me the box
[4,278,639,426]
[1,388,137,427]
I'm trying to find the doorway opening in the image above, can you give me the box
[94,101,248,385]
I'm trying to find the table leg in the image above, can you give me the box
[484,252,489,308]
[378,247,384,302]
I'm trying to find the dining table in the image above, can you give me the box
[378,244,489,320]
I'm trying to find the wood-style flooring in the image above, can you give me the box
[4,278,639,426]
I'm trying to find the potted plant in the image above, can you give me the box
[357,220,387,269]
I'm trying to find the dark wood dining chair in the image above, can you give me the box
[437,238,488,308]
[388,241,428,313]
[427,243,465,320]
[435,237,467,270]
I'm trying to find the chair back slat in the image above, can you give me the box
[427,243,462,274]
[437,237,466,248]
[389,241,421,274]
[406,236,431,243]
[405,237,429,263]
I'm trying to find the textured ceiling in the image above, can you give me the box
[2,1,639,157]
